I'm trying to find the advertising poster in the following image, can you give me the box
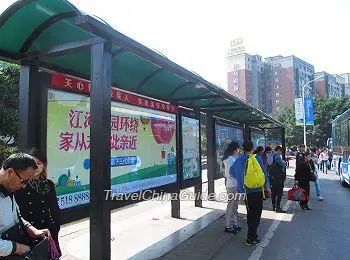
[294,98,304,126]
[251,131,265,148]
[182,116,200,180]
[47,89,177,209]
[304,97,314,126]
[215,124,238,178]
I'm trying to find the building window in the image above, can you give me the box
[276,99,280,104]
[274,71,278,75]
[275,85,279,89]
[276,107,280,111]
[234,86,239,91]
[276,92,280,97]
[275,78,279,82]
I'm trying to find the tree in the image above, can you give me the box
[267,96,350,148]
[0,62,20,143]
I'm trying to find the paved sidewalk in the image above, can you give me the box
[59,163,297,260]
[158,164,297,260]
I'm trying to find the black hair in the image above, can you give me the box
[243,140,254,152]
[310,146,317,153]
[255,146,264,154]
[265,146,272,152]
[1,153,38,172]
[275,146,282,152]
[28,147,47,166]
[222,141,239,161]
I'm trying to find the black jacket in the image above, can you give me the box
[295,159,314,181]
[14,180,60,232]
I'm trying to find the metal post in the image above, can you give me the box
[206,112,215,198]
[302,84,306,147]
[281,128,286,161]
[194,185,202,207]
[195,108,202,207]
[243,124,251,141]
[18,63,40,151]
[301,75,324,148]
[90,42,112,260]
[171,114,181,219]
[171,191,180,218]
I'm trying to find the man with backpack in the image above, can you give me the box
[267,146,287,213]
[230,141,271,246]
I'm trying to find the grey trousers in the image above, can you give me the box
[226,187,239,228]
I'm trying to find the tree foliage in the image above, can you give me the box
[0,62,20,142]
[267,96,350,148]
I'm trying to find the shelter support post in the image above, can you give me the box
[18,63,44,152]
[206,112,215,199]
[281,128,286,160]
[243,124,251,141]
[194,184,202,207]
[171,191,180,218]
[171,113,181,218]
[195,108,202,207]
[89,42,112,260]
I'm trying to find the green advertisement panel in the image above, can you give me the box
[47,89,177,209]
[181,116,200,180]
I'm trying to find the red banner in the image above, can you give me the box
[51,73,179,113]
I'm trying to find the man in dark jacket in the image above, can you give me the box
[267,146,286,213]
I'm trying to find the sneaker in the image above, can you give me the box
[275,208,287,213]
[233,225,242,231]
[244,238,257,246]
[318,196,324,201]
[225,227,238,234]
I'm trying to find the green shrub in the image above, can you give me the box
[0,141,19,165]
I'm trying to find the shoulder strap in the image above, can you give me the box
[11,194,25,228]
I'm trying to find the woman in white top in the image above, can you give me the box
[319,148,329,174]
[222,141,241,234]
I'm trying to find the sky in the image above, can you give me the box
[0,0,349,91]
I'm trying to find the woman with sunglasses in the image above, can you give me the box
[14,148,61,258]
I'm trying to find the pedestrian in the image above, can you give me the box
[295,144,306,164]
[231,141,271,246]
[262,146,272,168]
[328,149,333,170]
[267,146,287,213]
[222,141,241,234]
[254,146,264,158]
[310,147,324,201]
[262,146,272,199]
[295,150,314,210]
[15,148,62,258]
[0,153,50,258]
[319,148,328,174]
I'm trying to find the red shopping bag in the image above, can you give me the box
[287,185,308,201]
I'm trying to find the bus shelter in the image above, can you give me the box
[0,0,284,259]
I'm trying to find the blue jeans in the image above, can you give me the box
[314,177,321,197]
[322,160,328,173]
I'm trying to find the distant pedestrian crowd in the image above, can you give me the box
[222,141,326,246]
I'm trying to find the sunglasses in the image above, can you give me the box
[14,170,31,185]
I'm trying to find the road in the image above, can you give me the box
[160,169,350,260]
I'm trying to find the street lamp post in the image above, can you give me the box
[302,75,324,147]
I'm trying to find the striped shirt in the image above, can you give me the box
[0,185,31,257]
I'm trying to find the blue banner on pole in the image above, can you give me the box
[304,97,314,126]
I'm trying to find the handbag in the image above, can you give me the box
[287,185,308,201]
[1,208,49,260]
[21,237,49,260]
